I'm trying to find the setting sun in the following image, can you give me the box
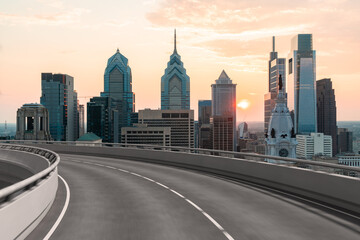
[237,99,250,110]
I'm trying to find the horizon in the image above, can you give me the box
[1,0,360,123]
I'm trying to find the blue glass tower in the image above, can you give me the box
[288,34,317,134]
[161,30,190,110]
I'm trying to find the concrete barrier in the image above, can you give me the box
[36,144,360,215]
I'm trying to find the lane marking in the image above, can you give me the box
[43,175,70,240]
[66,158,234,240]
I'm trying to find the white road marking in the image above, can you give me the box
[43,175,70,240]
[67,158,235,240]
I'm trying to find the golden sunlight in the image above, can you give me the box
[237,99,250,110]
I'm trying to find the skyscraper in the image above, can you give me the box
[198,100,212,149]
[211,70,237,151]
[40,73,78,141]
[161,30,190,110]
[337,128,353,154]
[264,36,286,133]
[87,49,136,142]
[287,34,317,134]
[317,78,337,156]
[78,104,85,137]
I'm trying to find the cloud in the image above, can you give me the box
[0,8,91,26]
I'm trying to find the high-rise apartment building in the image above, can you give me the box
[317,78,337,156]
[161,30,190,110]
[211,70,237,151]
[264,36,286,133]
[88,49,136,142]
[296,133,332,159]
[288,34,317,134]
[337,128,353,154]
[138,109,194,148]
[40,73,78,141]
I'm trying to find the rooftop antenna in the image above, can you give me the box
[272,36,275,52]
[174,28,177,54]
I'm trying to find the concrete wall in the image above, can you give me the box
[36,144,360,214]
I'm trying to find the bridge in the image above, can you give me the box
[0,141,359,239]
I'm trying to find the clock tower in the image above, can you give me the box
[265,75,297,160]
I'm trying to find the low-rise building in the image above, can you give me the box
[121,124,171,146]
[296,133,332,159]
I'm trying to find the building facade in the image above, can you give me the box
[211,70,237,151]
[287,34,317,134]
[121,124,171,146]
[198,100,212,149]
[338,155,360,167]
[138,109,194,148]
[264,37,286,133]
[317,78,337,156]
[87,49,136,142]
[79,104,85,137]
[161,30,190,110]
[40,73,78,141]
[211,115,234,151]
[296,133,332,159]
[337,128,353,154]
[15,103,51,140]
[265,75,297,159]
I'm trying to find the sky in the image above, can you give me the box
[1,0,360,123]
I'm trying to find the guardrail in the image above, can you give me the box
[1,140,359,177]
[0,144,60,203]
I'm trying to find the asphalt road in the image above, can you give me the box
[28,154,360,240]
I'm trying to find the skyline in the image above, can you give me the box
[1,0,360,123]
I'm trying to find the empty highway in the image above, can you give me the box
[28,154,360,240]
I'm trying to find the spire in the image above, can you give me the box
[272,36,275,52]
[116,48,120,53]
[174,28,177,54]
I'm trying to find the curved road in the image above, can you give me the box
[29,154,360,240]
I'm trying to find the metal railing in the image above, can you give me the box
[0,143,60,203]
[1,140,359,178]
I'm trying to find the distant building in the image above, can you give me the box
[338,155,360,167]
[337,128,353,154]
[264,36,286,133]
[211,70,237,151]
[296,133,332,159]
[78,104,85,137]
[138,109,194,148]
[40,73,79,141]
[287,34,317,134]
[121,124,171,146]
[238,122,248,139]
[15,103,51,140]
[198,100,212,149]
[317,78,337,156]
[161,30,190,110]
[76,132,102,146]
[87,49,136,142]
[265,75,297,159]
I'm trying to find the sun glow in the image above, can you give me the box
[237,99,250,110]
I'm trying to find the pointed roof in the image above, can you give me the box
[107,49,128,67]
[218,70,230,80]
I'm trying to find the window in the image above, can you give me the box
[289,58,293,74]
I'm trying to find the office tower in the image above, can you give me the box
[40,73,78,141]
[198,100,212,149]
[296,133,332,159]
[15,103,51,140]
[211,70,237,151]
[317,78,337,156]
[78,104,85,137]
[161,30,190,110]
[287,34,317,134]
[265,75,297,159]
[264,37,286,133]
[88,49,136,142]
[211,116,234,151]
[121,124,171,146]
[238,122,248,139]
[138,109,194,148]
[337,128,353,154]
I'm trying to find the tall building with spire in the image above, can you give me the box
[265,75,297,159]
[264,36,286,133]
[161,29,190,110]
[287,34,317,134]
[87,49,135,143]
[211,70,237,151]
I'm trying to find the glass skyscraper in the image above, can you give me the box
[40,73,79,141]
[161,30,190,110]
[288,34,317,134]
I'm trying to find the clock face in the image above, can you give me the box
[279,148,289,157]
